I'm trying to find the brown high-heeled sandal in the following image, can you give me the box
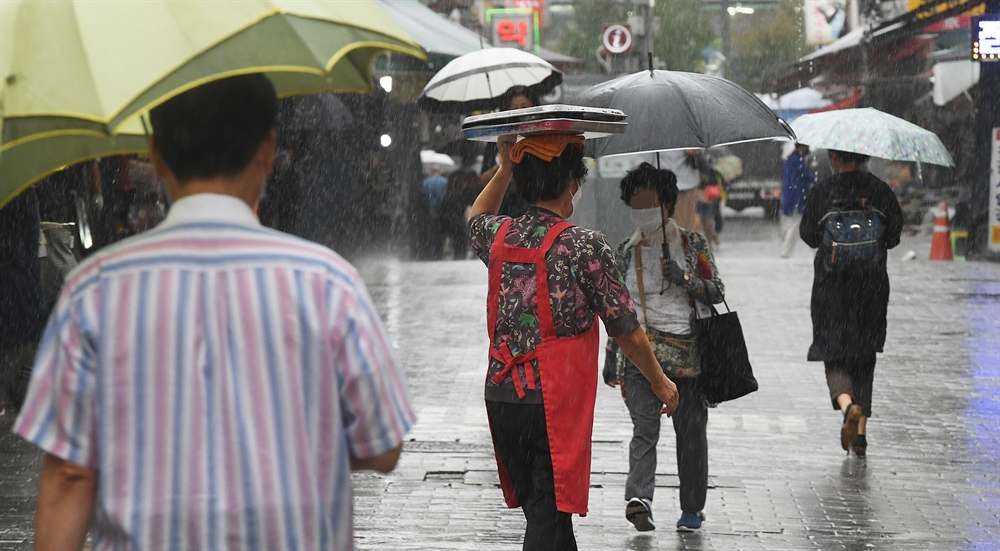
[852,434,867,457]
[841,403,862,452]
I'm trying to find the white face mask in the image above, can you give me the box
[630,207,662,232]
[570,181,582,211]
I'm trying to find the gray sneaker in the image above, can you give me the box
[626,498,655,531]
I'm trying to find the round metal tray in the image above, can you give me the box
[463,118,627,142]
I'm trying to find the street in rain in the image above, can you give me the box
[0,0,998,550]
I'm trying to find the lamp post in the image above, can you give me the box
[642,0,655,60]
[721,0,731,61]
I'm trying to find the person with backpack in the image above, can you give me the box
[799,149,903,457]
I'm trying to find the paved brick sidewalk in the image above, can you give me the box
[1,224,997,549]
[350,229,999,551]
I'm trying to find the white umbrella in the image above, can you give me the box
[420,150,456,167]
[791,108,954,166]
[417,48,561,113]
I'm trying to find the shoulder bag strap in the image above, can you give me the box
[633,242,652,338]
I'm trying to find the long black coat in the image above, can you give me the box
[800,170,903,362]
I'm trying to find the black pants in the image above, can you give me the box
[486,401,577,551]
[825,353,876,417]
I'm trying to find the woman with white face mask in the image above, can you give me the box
[603,162,725,533]
[468,142,679,551]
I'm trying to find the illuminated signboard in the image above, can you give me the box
[486,8,540,54]
[973,16,1000,61]
[506,0,546,27]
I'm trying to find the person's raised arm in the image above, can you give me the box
[469,137,514,220]
[479,165,500,188]
[34,454,97,551]
[614,326,679,415]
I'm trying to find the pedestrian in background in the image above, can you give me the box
[800,149,902,457]
[695,177,723,251]
[438,158,481,259]
[0,188,47,413]
[603,163,724,532]
[14,75,415,549]
[422,165,449,258]
[781,143,816,258]
[469,136,678,551]
[656,149,703,230]
[422,166,448,219]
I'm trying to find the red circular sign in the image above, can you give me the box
[602,24,632,54]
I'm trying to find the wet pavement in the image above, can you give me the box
[1,215,998,549]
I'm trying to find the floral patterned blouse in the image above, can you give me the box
[470,207,639,404]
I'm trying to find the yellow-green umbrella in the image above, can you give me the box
[0,0,426,208]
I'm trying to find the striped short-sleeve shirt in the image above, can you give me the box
[14,193,415,550]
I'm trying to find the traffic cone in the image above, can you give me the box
[929,201,953,261]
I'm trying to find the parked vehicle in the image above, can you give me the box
[724,178,782,220]
[709,141,785,220]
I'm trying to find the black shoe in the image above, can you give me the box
[841,403,862,452]
[853,434,867,457]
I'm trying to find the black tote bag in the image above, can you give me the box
[696,301,758,405]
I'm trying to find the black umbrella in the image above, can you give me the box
[576,69,794,157]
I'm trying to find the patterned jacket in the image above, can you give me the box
[605,227,725,377]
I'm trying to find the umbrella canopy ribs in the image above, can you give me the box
[0,0,426,208]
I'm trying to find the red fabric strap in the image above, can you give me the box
[490,342,539,399]
[486,219,573,397]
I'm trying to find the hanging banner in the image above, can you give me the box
[803,0,847,46]
[990,127,1000,252]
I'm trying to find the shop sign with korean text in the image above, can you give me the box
[487,8,539,53]
[505,0,546,27]
[973,16,1000,61]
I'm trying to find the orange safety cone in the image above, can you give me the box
[929,201,953,261]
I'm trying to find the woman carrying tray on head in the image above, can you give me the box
[603,163,725,533]
[468,134,679,550]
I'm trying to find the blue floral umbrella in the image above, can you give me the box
[790,108,954,167]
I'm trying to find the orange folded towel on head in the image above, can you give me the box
[510,134,585,164]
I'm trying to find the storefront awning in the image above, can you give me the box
[376,0,485,61]
[774,0,984,94]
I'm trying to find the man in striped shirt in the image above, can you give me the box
[14,75,415,550]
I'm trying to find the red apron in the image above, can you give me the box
[486,219,600,515]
